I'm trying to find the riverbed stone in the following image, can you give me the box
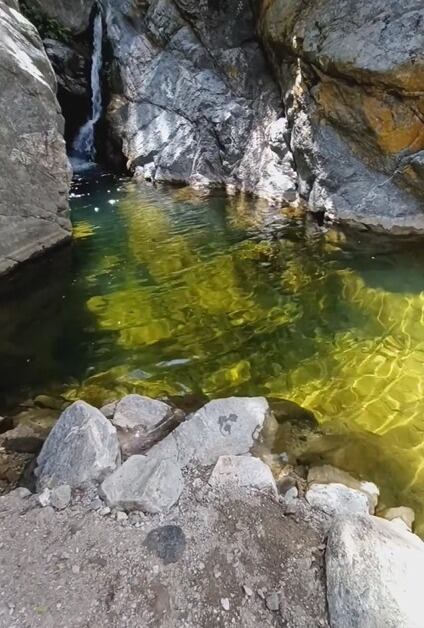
[35,401,120,490]
[3,422,47,454]
[50,485,71,510]
[308,465,379,513]
[100,455,184,514]
[208,455,277,495]
[326,514,424,628]
[381,506,415,531]
[111,394,184,457]
[306,483,369,519]
[149,397,270,468]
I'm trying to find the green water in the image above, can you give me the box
[2,172,424,530]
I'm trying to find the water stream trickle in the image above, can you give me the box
[72,12,103,163]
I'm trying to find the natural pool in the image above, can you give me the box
[2,171,424,531]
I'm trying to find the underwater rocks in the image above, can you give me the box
[0,1,71,276]
[35,401,121,490]
[259,0,424,233]
[100,0,297,204]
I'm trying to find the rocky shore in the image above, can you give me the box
[0,395,423,627]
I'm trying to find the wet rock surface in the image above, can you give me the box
[0,1,71,276]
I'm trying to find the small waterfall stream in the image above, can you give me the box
[72,12,103,163]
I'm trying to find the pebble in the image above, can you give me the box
[116,511,128,523]
[213,567,221,579]
[51,485,71,511]
[89,498,103,511]
[99,507,111,517]
[38,488,51,508]
[11,487,31,499]
[243,585,253,597]
[266,592,280,612]
[221,598,230,611]
[71,565,80,574]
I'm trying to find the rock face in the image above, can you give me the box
[149,397,270,467]
[111,394,184,457]
[100,0,297,203]
[260,0,424,232]
[36,401,120,489]
[326,515,424,628]
[30,0,95,35]
[100,455,184,513]
[0,2,71,276]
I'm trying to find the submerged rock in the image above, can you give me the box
[208,455,277,495]
[111,394,184,457]
[100,455,183,513]
[0,2,71,276]
[306,483,370,519]
[326,515,424,628]
[149,397,270,468]
[35,401,120,490]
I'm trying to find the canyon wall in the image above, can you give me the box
[0,1,71,276]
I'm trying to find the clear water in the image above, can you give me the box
[2,172,424,531]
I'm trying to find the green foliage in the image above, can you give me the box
[20,1,71,42]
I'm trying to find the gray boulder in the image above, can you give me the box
[208,455,277,495]
[306,483,370,518]
[0,2,71,276]
[326,515,424,628]
[111,394,184,457]
[36,401,120,490]
[149,397,270,468]
[100,0,297,204]
[260,0,424,232]
[100,455,183,513]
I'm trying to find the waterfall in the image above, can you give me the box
[72,12,103,162]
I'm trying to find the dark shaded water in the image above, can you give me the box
[2,172,424,530]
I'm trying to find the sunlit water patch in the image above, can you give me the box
[1,172,424,531]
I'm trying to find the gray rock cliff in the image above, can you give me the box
[0,1,71,276]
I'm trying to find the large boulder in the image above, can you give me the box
[326,515,424,628]
[35,401,120,490]
[99,0,297,204]
[0,2,71,276]
[148,397,271,467]
[306,483,370,518]
[260,0,424,233]
[100,455,184,513]
[110,394,184,457]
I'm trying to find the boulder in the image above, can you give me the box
[381,506,415,531]
[101,0,297,204]
[35,401,120,490]
[111,394,184,457]
[100,455,184,513]
[305,483,370,519]
[0,2,71,276]
[260,0,424,233]
[2,423,47,454]
[308,465,379,513]
[149,397,270,468]
[326,515,424,628]
[208,455,277,495]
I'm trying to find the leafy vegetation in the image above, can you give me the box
[20,1,71,42]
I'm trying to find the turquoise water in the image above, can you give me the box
[2,171,424,530]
